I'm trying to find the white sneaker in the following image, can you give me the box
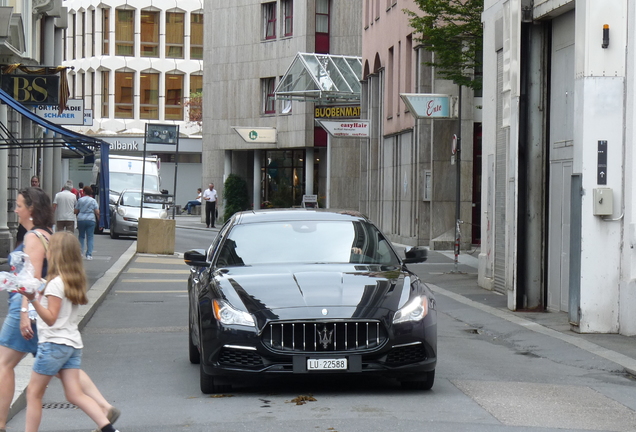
[86,255,93,260]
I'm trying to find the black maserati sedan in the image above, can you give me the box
[184,209,436,393]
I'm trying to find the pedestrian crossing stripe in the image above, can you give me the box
[119,279,187,283]
[116,290,187,293]
[125,268,189,274]
[134,257,184,264]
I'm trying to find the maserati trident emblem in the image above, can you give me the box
[317,326,334,349]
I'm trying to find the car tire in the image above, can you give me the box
[200,362,232,394]
[109,225,119,239]
[400,370,435,390]
[189,309,200,364]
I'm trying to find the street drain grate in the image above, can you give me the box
[43,402,78,409]
[464,328,481,334]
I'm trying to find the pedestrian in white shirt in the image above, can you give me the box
[202,183,218,228]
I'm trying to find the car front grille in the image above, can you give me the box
[262,321,387,353]
[218,347,263,367]
[385,344,427,365]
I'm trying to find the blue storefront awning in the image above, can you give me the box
[0,87,101,156]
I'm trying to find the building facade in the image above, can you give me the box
[62,0,204,203]
[361,0,479,248]
[204,1,363,221]
[0,0,69,256]
[481,0,636,335]
[204,0,479,248]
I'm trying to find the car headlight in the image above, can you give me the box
[117,207,126,217]
[213,299,255,327]
[393,295,428,324]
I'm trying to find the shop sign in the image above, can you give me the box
[400,93,457,119]
[314,106,360,119]
[0,75,59,104]
[34,99,84,125]
[233,127,277,143]
[317,120,370,138]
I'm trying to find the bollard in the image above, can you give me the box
[136,218,176,254]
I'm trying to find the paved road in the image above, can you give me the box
[3,217,636,431]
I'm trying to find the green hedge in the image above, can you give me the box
[223,174,250,221]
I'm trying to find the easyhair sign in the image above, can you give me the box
[317,120,370,138]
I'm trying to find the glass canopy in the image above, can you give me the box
[275,52,362,104]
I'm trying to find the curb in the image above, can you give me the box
[7,242,138,422]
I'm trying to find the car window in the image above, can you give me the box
[215,220,400,267]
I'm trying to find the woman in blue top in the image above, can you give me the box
[74,185,100,260]
[0,187,117,432]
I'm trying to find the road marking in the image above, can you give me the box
[125,268,189,274]
[119,279,186,283]
[116,290,187,293]
[134,257,184,264]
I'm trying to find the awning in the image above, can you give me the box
[275,53,362,104]
[0,87,102,157]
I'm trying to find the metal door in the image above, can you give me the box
[547,11,575,312]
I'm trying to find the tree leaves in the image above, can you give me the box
[405,0,483,91]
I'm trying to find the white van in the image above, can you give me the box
[92,154,163,205]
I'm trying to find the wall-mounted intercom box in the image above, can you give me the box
[593,188,613,216]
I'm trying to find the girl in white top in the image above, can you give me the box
[20,232,121,432]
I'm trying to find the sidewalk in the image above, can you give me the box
[4,213,636,420]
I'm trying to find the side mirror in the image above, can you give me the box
[403,246,428,264]
[184,249,208,267]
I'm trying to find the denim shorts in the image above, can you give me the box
[33,342,82,376]
[0,292,38,355]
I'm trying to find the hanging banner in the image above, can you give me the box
[317,120,370,138]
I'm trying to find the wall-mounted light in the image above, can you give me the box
[602,24,610,49]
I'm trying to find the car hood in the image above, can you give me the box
[118,206,165,219]
[214,264,416,320]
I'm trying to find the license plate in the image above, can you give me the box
[307,358,347,370]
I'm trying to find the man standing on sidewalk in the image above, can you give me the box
[202,183,218,228]
[53,181,78,232]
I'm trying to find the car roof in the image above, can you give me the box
[233,208,370,225]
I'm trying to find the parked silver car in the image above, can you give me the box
[109,189,169,239]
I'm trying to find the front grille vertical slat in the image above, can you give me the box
[263,321,386,353]
[333,323,337,350]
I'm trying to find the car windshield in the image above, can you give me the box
[120,192,163,209]
[216,220,400,266]
[110,173,159,193]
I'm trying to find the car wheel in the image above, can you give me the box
[188,308,200,364]
[400,370,435,390]
[109,225,119,239]
[200,362,232,394]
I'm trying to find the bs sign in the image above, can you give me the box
[0,75,59,105]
